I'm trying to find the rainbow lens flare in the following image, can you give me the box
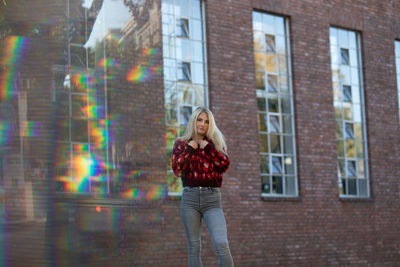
[0,36,29,100]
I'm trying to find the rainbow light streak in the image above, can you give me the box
[126,66,146,82]
[126,64,163,83]
[128,170,144,178]
[20,121,41,137]
[142,48,160,56]
[119,185,166,201]
[146,185,166,201]
[98,58,120,68]
[0,36,29,100]
[120,188,142,199]
[89,119,109,149]
[126,48,162,83]
[70,154,91,192]
[72,72,97,91]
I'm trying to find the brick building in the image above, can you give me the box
[0,0,399,266]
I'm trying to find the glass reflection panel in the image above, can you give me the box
[272,156,282,174]
[258,113,267,132]
[256,72,265,90]
[162,0,207,194]
[330,27,369,197]
[259,134,269,153]
[267,74,278,92]
[253,11,297,196]
[272,176,283,194]
[269,115,280,133]
[176,18,189,37]
[265,53,277,72]
[260,156,269,174]
[0,0,189,262]
[270,134,281,153]
[285,176,295,195]
[262,175,271,193]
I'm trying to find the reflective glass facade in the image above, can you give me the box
[162,0,207,195]
[0,0,167,264]
[329,27,369,197]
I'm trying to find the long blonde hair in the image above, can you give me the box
[181,107,227,153]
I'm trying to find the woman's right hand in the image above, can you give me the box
[188,140,198,149]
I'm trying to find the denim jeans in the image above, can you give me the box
[180,187,234,267]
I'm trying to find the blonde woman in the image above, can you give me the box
[172,106,233,267]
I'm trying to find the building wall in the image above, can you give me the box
[198,0,400,266]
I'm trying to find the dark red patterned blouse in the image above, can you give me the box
[172,138,230,187]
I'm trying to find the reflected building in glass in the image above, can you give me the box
[0,0,400,266]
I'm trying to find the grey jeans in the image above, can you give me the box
[180,187,234,267]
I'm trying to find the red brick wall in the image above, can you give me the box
[190,0,400,266]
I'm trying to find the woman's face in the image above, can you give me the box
[196,112,209,136]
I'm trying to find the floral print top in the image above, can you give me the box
[172,138,230,187]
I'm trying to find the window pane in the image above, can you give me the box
[358,179,368,196]
[178,62,191,81]
[253,31,264,51]
[341,48,349,65]
[192,62,204,84]
[176,18,189,37]
[179,105,192,125]
[260,156,269,174]
[267,74,278,92]
[280,94,291,114]
[254,51,265,71]
[272,156,282,174]
[272,176,283,194]
[258,113,268,132]
[346,140,355,158]
[343,85,352,102]
[259,134,269,152]
[254,11,296,196]
[270,134,281,153]
[265,53,277,72]
[284,156,294,175]
[261,175,271,193]
[337,140,344,157]
[331,27,369,197]
[285,176,296,195]
[265,34,275,52]
[268,97,278,113]
[283,136,293,154]
[256,72,265,90]
[347,179,357,195]
[345,123,354,139]
[337,160,345,177]
[347,160,356,177]
[269,115,280,133]
[257,97,266,111]
[190,19,202,41]
[282,115,292,134]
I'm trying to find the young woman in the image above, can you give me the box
[172,106,234,267]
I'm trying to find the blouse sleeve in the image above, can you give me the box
[203,143,230,173]
[171,139,196,177]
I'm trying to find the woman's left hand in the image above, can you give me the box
[199,140,208,149]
